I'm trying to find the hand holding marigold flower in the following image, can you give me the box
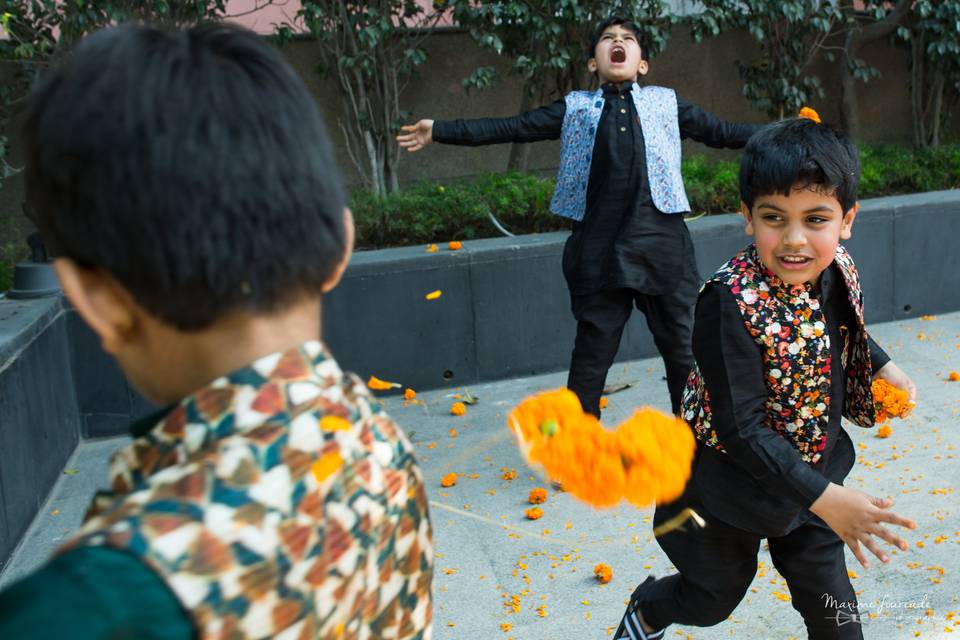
[525,507,543,520]
[528,488,548,504]
[450,402,467,416]
[441,472,457,487]
[507,388,695,509]
[872,379,915,424]
[593,563,613,584]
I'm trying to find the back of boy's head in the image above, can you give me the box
[739,117,859,213]
[21,22,346,331]
[589,15,648,61]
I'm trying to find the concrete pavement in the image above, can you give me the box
[2,313,958,639]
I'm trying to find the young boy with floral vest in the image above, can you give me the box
[398,15,764,417]
[0,23,433,640]
[614,116,918,640]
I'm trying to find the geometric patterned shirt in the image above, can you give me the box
[61,341,433,640]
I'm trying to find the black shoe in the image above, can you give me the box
[615,576,665,640]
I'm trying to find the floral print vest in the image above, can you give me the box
[61,343,433,640]
[550,83,690,221]
[681,245,876,464]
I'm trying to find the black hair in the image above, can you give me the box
[589,15,648,61]
[739,117,860,213]
[21,22,347,331]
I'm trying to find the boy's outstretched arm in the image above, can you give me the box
[397,119,434,152]
[677,96,764,149]
[396,99,565,150]
[693,285,917,565]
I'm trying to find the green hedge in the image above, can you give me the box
[3,145,959,290]
[353,144,960,249]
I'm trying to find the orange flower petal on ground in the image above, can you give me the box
[448,241,463,250]
[506,388,695,509]
[441,472,458,487]
[425,290,442,300]
[528,488,548,504]
[525,507,543,520]
[949,371,960,381]
[367,375,400,390]
[404,388,417,400]
[450,402,467,416]
[594,563,613,584]
[876,425,893,439]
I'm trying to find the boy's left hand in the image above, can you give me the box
[875,361,917,403]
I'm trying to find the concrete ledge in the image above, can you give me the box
[325,189,960,389]
[0,298,81,572]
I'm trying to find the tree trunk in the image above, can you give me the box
[839,0,911,140]
[911,33,927,148]
[930,69,945,148]
[506,82,535,173]
[840,29,860,139]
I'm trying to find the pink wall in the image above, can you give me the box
[224,0,452,34]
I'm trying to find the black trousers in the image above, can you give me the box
[566,281,697,418]
[634,484,863,640]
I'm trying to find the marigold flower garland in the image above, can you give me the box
[507,388,695,509]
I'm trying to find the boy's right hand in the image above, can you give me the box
[397,119,434,152]
[810,483,917,568]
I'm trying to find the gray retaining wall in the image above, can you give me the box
[324,189,960,390]
[0,189,958,571]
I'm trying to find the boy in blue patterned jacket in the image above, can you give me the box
[399,15,764,417]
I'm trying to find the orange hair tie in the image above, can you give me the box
[798,107,822,124]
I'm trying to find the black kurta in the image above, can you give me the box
[690,262,890,536]
[432,82,762,295]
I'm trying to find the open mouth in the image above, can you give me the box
[778,255,813,269]
[610,46,626,63]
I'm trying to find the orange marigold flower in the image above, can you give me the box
[525,507,543,520]
[798,106,822,123]
[872,379,914,424]
[404,388,417,400]
[506,389,695,509]
[594,563,613,584]
[367,375,399,390]
[441,472,458,487]
[528,488,548,504]
[599,397,609,409]
[876,425,893,439]
[500,623,511,632]
[949,371,960,381]
[501,469,518,481]
[448,241,463,250]
[451,402,467,416]
[426,244,439,253]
